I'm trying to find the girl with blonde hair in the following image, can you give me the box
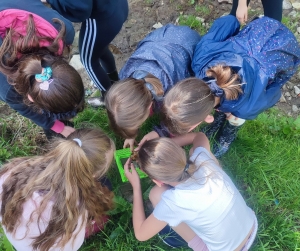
[105,24,201,150]
[125,133,258,251]
[160,15,300,157]
[0,128,115,250]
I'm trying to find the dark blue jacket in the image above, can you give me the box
[47,0,122,22]
[0,0,75,129]
[120,24,201,93]
[192,15,300,120]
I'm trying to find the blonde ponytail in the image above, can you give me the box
[0,128,114,251]
[206,65,243,100]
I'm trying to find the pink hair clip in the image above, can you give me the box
[39,79,53,90]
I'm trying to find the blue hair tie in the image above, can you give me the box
[144,81,164,102]
[35,67,52,82]
[206,79,224,97]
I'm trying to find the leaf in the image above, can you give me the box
[109,226,123,240]
[282,126,291,135]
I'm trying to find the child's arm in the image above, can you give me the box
[123,138,136,152]
[124,159,167,241]
[236,0,248,24]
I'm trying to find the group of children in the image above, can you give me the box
[0,0,300,250]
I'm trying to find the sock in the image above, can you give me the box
[188,235,208,251]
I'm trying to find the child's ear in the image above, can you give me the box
[152,179,164,187]
[204,114,214,123]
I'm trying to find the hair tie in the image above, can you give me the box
[184,163,190,172]
[144,81,164,102]
[35,67,53,90]
[73,138,82,147]
[206,79,224,97]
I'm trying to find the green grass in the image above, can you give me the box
[178,15,209,35]
[0,106,299,250]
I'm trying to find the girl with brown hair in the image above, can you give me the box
[0,128,115,251]
[159,15,300,157]
[105,24,201,150]
[124,133,257,250]
[0,0,85,139]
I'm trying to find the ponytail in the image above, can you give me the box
[0,128,114,250]
[206,64,242,100]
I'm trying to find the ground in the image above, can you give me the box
[71,0,300,117]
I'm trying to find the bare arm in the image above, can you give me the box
[124,159,167,241]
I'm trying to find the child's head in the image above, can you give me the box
[13,54,85,116]
[105,75,163,138]
[137,138,198,183]
[0,128,115,250]
[162,65,242,135]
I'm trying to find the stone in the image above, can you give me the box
[285,92,291,97]
[292,105,299,112]
[153,22,163,29]
[297,27,300,34]
[288,10,298,17]
[196,17,205,23]
[69,55,84,71]
[283,0,293,9]
[279,94,287,103]
[292,2,300,9]
[294,86,300,95]
[287,96,292,100]
[286,81,294,90]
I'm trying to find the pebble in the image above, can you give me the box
[69,55,84,71]
[287,96,292,100]
[285,92,291,97]
[292,2,300,9]
[288,10,298,17]
[152,22,163,29]
[297,27,300,34]
[279,94,287,103]
[283,0,293,9]
[294,86,300,95]
[196,17,205,23]
[292,105,299,112]
[286,81,294,90]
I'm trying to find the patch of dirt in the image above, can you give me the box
[110,0,300,117]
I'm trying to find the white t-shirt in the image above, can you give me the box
[153,147,255,251]
[0,171,86,251]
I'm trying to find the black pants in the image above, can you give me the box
[79,0,128,91]
[230,0,283,22]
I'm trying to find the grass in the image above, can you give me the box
[0,106,299,251]
[178,15,208,35]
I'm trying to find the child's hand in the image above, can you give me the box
[123,138,135,151]
[60,126,75,138]
[236,0,248,24]
[135,131,159,150]
[124,158,141,189]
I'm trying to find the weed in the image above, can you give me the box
[282,16,299,34]
[178,15,208,35]
[195,5,211,16]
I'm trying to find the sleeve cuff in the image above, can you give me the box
[51,120,65,133]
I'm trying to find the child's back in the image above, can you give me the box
[153,146,255,250]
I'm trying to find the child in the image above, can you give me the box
[105,24,201,150]
[125,133,257,251]
[0,0,84,139]
[160,15,300,157]
[230,0,283,24]
[45,0,129,96]
[0,128,115,251]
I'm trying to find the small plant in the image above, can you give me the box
[282,16,299,34]
[195,5,211,16]
[178,15,207,35]
[189,0,195,5]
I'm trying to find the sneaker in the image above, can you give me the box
[212,121,243,157]
[158,225,187,248]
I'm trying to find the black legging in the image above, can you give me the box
[230,0,283,22]
[78,0,128,92]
